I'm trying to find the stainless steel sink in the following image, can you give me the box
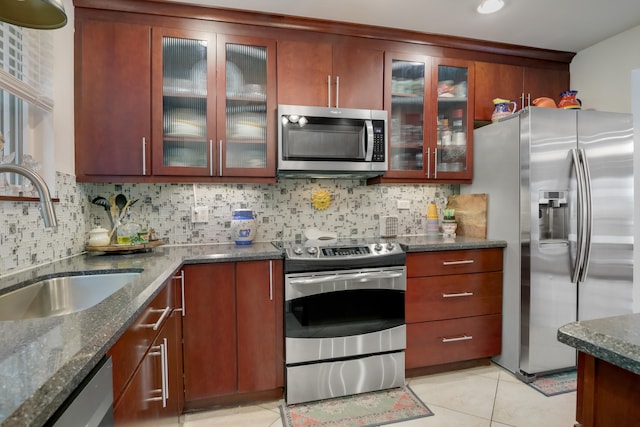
[0,272,141,321]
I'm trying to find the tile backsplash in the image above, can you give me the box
[0,173,455,277]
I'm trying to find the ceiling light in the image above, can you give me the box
[477,0,504,14]
[0,0,68,30]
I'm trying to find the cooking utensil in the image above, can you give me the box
[91,196,115,228]
[108,198,138,241]
[115,194,127,216]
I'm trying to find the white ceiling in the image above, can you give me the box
[172,0,640,53]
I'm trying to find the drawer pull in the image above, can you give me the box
[442,292,474,298]
[442,335,473,343]
[442,259,474,266]
[143,306,171,331]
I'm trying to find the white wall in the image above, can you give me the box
[570,25,640,113]
[52,0,75,176]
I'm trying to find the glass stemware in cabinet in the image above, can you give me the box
[224,43,268,170]
[436,65,468,174]
[389,60,425,173]
[162,36,209,169]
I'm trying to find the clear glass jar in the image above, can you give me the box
[117,215,141,245]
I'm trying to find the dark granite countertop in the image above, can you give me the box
[399,234,507,252]
[0,243,281,427]
[558,313,640,376]
[0,236,505,426]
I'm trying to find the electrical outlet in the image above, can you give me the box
[397,200,410,210]
[191,206,209,223]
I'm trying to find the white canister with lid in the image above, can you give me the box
[231,209,257,245]
[88,227,111,246]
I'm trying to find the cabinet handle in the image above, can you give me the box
[269,260,273,301]
[442,335,473,343]
[209,140,213,176]
[336,75,340,109]
[218,139,223,177]
[442,259,474,266]
[174,270,185,316]
[147,346,163,403]
[148,342,168,407]
[442,292,474,298]
[143,306,171,331]
[327,75,331,108]
[426,147,431,178]
[142,137,147,175]
[433,147,438,179]
[161,338,169,406]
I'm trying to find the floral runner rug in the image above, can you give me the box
[279,386,433,427]
[528,370,577,396]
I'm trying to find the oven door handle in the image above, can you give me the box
[288,271,404,285]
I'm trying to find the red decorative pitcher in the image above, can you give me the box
[558,90,582,109]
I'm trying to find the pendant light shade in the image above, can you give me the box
[0,0,67,29]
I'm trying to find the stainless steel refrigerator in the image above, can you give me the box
[463,107,634,379]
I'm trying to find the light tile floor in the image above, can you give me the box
[182,363,577,427]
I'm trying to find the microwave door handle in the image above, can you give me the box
[364,120,374,161]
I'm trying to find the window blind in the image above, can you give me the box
[0,23,54,112]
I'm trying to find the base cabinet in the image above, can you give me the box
[182,260,283,409]
[405,248,503,371]
[575,352,640,427]
[110,274,183,426]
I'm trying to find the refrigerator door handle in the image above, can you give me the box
[571,148,587,283]
[578,148,593,282]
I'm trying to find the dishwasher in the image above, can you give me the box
[46,356,114,427]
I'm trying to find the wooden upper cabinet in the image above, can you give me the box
[474,61,570,121]
[523,67,570,106]
[474,62,523,121]
[75,19,151,179]
[217,34,278,178]
[277,39,383,110]
[151,27,217,177]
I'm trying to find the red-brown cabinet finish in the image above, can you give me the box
[181,260,283,409]
[182,263,236,404]
[474,61,570,122]
[236,260,284,392]
[277,39,383,110]
[110,276,182,426]
[405,248,504,372]
[75,18,151,180]
[575,352,640,427]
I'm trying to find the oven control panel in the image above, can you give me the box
[285,242,402,260]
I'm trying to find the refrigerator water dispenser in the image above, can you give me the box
[538,190,568,242]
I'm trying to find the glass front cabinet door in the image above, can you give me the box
[384,53,431,180]
[217,35,276,178]
[152,30,276,178]
[153,29,215,176]
[431,58,474,181]
[384,55,473,182]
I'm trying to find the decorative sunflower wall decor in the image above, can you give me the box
[311,189,332,210]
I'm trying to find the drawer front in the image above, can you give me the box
[406,314,502,369]
[406,248,503,278]
[109,280,174,401]
[406,271,503,323]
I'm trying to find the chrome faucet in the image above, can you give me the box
[0,163,57,228]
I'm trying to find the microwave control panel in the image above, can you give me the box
[372,120,386,162]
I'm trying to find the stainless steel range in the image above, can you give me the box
[280,238,407,404]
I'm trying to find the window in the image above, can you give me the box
[0,22,55,196]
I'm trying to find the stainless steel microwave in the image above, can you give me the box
[277,104,388,178]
